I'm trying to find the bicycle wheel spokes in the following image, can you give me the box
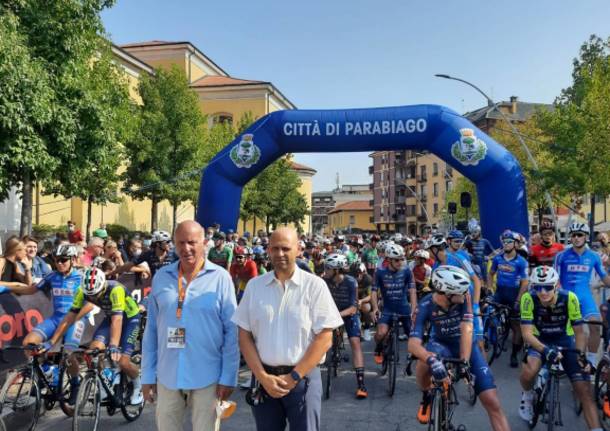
[0,369,40,431]
[594,359,610,430]
[73,374,101,431]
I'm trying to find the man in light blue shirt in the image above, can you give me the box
[142,220,239,431]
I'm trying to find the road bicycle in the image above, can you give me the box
[480,297,512,366]
[427,357,471,431]
[528,347,584,430]
[72,347,144,431]
[594,352,610,430]
[323,326,348,400]
[379,313,409,397]
[0,344,76,431]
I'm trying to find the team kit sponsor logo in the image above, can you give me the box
[566,264,590,272]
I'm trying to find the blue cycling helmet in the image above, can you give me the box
[447,230,464,240]
[500,229,517,241]
[252,245,265,255]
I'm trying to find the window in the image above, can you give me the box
[211,113,233,125]
[349,215,355,225]
[420,165,427,176]
[420,184,425,197]
[407,205,416,216]
[446,166,453,177]
[433,183,439,197]
[433,162,439,176]
[433,203,439,216]
[445,180,453,191]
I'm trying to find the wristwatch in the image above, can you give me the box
[290,370,302,383]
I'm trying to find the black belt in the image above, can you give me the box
[263,364,294,376]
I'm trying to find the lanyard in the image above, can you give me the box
[177,259,204,320]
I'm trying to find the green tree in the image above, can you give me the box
[123,66,207,231]
[535,35,610,221]
[0,0,121,235]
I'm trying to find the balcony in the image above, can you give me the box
[417,173,428,183]
[417,215,428,222]
[368,165,374,175]
[407,158,417,167]
[420,194,428,202]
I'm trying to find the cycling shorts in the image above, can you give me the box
[526,336,588,383]
[573,285,600,320]
[93,315,141,356]
[33,313,86,351]
[342,315,361,338]
[425,340,496,396]
[493,288,520,319]
[379,308,411,336]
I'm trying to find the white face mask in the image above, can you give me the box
[132,249,142,258]
[143,239,152,247]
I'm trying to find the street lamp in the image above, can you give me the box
[434,73,557,235]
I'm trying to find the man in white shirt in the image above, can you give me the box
[232,227,342,431]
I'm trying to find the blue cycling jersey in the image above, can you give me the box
[442,251,477,278]
[491,253,528,289]
[373,266,414,312]
[411,293,472,344]
[465,237,494,268]
[325,274,357,311]
[36,269,82,317]
[554,247,607,292]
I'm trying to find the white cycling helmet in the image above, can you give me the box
[152,230,171,243]
[431,265,471,295]
[413,249,430,260]
[385,243,405,259]
[529,266,559,287]
[427,234,447,249]
[568,222,590,236]
[53,244,78,258]
[82,267,106,296]
[325,253,348,270]
[392,233,403,242]
[377,240,391,252]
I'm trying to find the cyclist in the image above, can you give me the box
[487,230,529,367]
[371,243,416,364]
[464,220,495,285]
[1,244,85,403]
[207,231,233,270]
[409,249,432,300]
[429,233,485,349]
[46,267,143,405]
[408,265,509,430]
[115,230,175,284]
[230,246,258,303]
[555,222,610,367]
[518,266,601,430]
[323,253,368,399]
[530,219,564,267]
[361,235,380,276]
[354,262,375,341]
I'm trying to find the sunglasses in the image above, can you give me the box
[571,233,586,238]
[55,257,70,264]
[502,239,515,245]
[235,255,245,259]
[391,258,405,262]
[532,284,555,293]
[451,239,464,244]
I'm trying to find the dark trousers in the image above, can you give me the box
[251,367,321,431]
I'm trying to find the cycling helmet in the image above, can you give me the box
[244,247,253,256]
[152,230,171,243]
[324,253,348,270]
[252,245,265,256]
[335,235,345,242]
[82,267,106,296]
[413,249,430,260]
[446,230,465,240]
[431,265,471,295]
[385,243,405,259]
[392,233,403,242]
[234,246,246,256]
[529,266,559,287]
[53,244,78,258]
[468,219,481,234]
[401,236,414,245]
[539,219,555,233]
[377,239,392,252]
[323,238,331,246]
[427,234,447,249]
[253,237,262,246]
[305,241,316,249]
[569,222,590,236]
[500,229,516,241]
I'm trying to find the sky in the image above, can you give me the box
[102,1,610,191]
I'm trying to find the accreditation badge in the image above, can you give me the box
[167,327,186,349]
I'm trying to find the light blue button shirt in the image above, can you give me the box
[141,259,239,389]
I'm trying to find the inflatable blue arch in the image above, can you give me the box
[196,104,528,244]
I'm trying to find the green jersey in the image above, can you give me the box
[208,246,233,268]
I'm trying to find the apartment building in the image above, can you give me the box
[311,184,371,235]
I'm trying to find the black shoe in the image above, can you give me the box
[510,354,519,368]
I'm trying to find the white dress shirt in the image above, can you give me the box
[232,266,343,366]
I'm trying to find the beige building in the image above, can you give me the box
[328,201,375,234]
[370,150,461,235]
[31,41,313,235]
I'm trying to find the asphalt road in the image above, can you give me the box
[25,337,596,431]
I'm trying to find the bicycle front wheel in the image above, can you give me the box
[428,389,444,431]
[594,358,610,430]
[0,369,40,431]
[546,376,559,431]
[388,330,398,397]
[72,374,101,431]
[119,372,145,421]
